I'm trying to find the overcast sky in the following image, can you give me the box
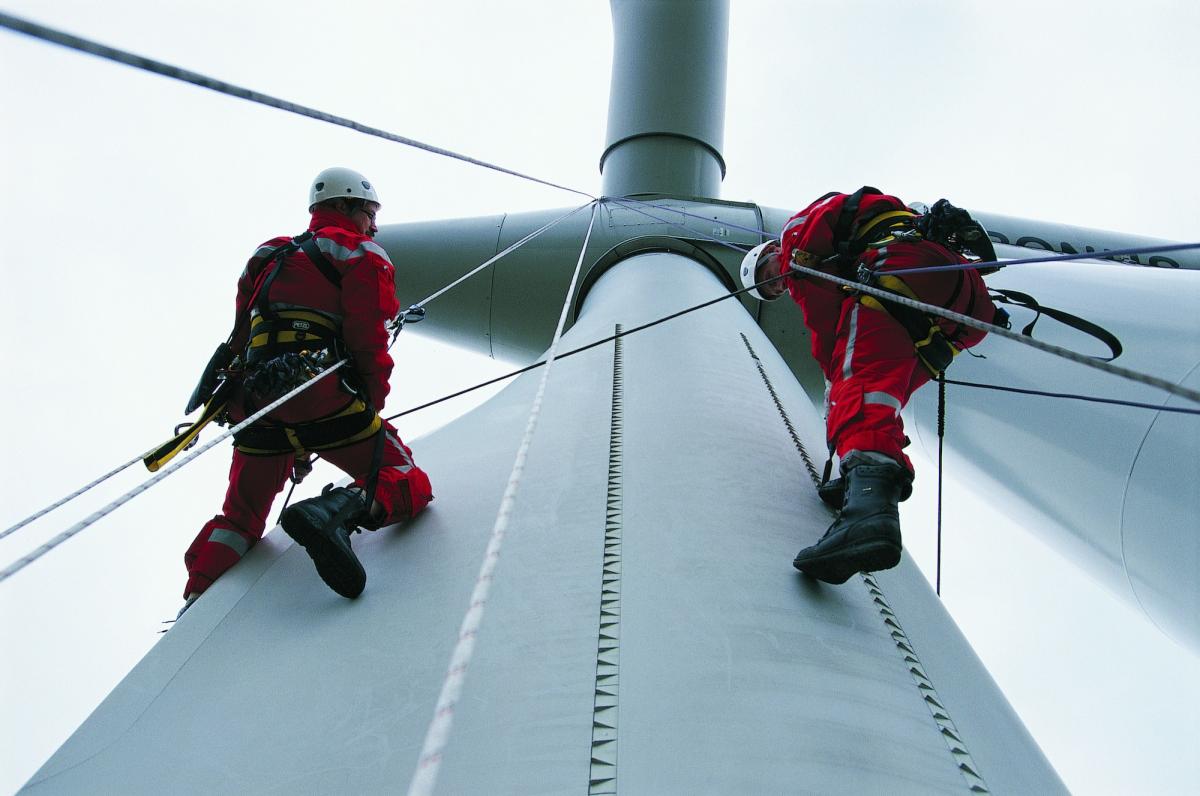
[2,1,1198,793]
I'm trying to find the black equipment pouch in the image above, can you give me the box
[243,349,335,405]
[913,326,958,376]
[913,199,998,265]
[184,232,319,414]
[185,342,236,414]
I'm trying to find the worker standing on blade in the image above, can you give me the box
[179,167,433,613]
[741,187,1004,584]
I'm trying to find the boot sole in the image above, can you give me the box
[280,510,366,599]
[793,539,902,585]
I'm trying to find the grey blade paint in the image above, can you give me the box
[23,254,1062,794]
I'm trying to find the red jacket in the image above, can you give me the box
[232,208,400,411]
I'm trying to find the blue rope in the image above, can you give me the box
[615,196,1200,273]
[880,241,1200,276]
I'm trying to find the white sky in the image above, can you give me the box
[1,1,1198,793]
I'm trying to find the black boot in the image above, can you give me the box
[793,454,912,584]
[280,485,369,598]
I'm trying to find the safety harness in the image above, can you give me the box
[244,234,345,364]
[834,190,1123,375]
[144,230,382,471]
[809,187,1006,377]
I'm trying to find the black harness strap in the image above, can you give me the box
[300,237,343,287]
[184,232,315,414]
[244,230,350,363]
[832,186,881,263]
[232,398,380,455]
[989,288,1123,361]
[252,231,315,322]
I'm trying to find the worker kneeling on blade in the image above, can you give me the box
[741,187,1005,584]
[179,167,433,614]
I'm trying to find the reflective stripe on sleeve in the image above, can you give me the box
[361,240,394,265]
[782,215,808,236]
[315,236,393,266]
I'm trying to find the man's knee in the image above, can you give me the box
[373,467,433,524]
[183,516,259,598]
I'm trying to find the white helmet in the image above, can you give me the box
[739,241,783,301]
[308,167,380,209]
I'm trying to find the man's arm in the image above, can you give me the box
[338,237,401,410]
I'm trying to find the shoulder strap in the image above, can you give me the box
[989,288,1123,361]
[300,235,343,287]
[833,186,882,261]
[253,231,319,321]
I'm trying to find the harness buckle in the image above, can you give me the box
[888,227,923,243]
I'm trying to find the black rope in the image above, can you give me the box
[936,373,946,597]
[0,12,594,200]
[275,478,300,526]
[386,274,788,422]
[385,262,1200,426]
[943,378,1200,415]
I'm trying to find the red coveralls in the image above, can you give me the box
[183,208,433,597]
[780,192,997,473]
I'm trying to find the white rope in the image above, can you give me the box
[413,201,596,309]
[5,205,593,539]
[406,201,600,796]
[0,454,142,542]
[788,263,1200,405]
[610,196,1200,405]
[0,360,348,584]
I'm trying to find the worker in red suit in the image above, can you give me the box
[741,187,1003,584]
[181,167,433,613]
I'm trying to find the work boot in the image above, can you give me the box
[793,453,913,584]
[280,485,369,598]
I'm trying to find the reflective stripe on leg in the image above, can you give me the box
[841,303,861,381]
[208,527,251,558]
[864,390,903,416]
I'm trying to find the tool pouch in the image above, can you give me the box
[913,326,958,377]
[186,342,235,414]
[243,349,332,405]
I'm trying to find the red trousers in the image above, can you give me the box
[822,298,929,472]
[183,419,432,597]
[789,241,992,473]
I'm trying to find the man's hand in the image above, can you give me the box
[790,249,823,272]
